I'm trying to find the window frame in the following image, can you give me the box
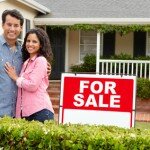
[18,18,31,44]
[79,30,103,62]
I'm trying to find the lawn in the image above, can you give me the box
[135,121,150,129]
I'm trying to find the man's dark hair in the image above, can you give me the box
[2,9,24,26]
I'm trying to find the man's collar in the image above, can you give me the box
[0,34,21,47]
[0,35,6,45]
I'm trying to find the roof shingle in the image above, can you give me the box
[35,0,150,18]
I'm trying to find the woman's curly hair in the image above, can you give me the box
[22,28,53,64]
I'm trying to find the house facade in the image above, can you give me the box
[1,0,150,79]
[34,0,150,79]
[0,0,50,40]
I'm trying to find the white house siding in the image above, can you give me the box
[68,30,80,70]
[0,0,37,37]
[115,32,133,56]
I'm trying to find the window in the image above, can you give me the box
[80,31,97,61]
[146,32,150,56]
[18,30,23,43]
[18,19,31,44]
[26,19,30,33]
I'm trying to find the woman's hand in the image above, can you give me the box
[4,62,18,81]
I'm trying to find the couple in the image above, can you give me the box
[0,9,54,122]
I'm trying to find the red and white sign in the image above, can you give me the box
[59,73,136,128]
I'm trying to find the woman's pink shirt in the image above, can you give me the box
[16,55,54,118]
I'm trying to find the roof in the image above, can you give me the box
[34,0,150,25]
[17,0,50,14]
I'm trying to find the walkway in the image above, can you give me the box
[135,98,150,122]
[136,112,150,122]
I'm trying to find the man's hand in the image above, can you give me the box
[47,62,51,76]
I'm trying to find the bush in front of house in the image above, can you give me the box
[0,117,150,149]
[110,53,132,60]
[70,54,96,73]
[137,78,150,100]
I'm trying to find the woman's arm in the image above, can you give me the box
[4,62,19,81]
[18,57,48,92]
[5,57,48,92]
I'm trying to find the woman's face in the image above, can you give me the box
[26,33,40,58]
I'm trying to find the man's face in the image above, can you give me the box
[2,14,22,42]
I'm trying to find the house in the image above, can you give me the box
[1,0,150,80]
[0,0,50,37]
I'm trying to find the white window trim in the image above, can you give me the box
[79,30,97,62]
[146,31,150,56]
[18,18,31,44]
[79,31,104,63]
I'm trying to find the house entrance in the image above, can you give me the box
[47,27,65,80]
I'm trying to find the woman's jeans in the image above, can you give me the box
[24,109,54,123]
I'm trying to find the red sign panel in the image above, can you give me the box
[59,73,136,128]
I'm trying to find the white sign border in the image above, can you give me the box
[59,73,136,128]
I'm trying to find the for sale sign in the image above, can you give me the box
[59,73,136,128]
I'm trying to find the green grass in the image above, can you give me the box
[135,121,150,129]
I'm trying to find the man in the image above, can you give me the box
[0,9,52,118]
[0,9,24,117]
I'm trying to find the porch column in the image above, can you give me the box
[65,28,69,72]
[96,31,101,74]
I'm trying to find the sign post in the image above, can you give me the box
[59,73,136,128]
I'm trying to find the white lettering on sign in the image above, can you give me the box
[80,80,89,93]
[105,82,116,94]
[85,94,97,107]
[110,95,120,108]
[90,81,103,93]
[80,80,116,94]
[73,94,120,108]
[98,95,109,107]
[73,80,121,108]
[73,94,84,107]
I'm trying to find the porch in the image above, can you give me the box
[97,59,150,79]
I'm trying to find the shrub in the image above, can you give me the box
[0,117,150,149]
[137,78,150,100]
[70,54,96,73]
[110,53,132,60]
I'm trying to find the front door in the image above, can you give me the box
[46,27,65,80]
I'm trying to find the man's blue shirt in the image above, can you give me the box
[0,35,22,117]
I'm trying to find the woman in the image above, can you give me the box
[5,28,54,122]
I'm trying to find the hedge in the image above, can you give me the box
[0,117,150,149]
